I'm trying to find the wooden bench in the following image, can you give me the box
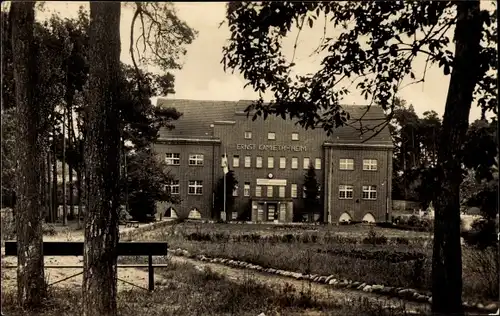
[4,241,168,291]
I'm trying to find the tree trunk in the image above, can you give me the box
[432,2,482,315]
[77,167,83,229]
[82,3,121,316]
[47,145,53,223]
[52,130,58,222]
[68,109,74,219]
[62,107,67,225]
[10,1,46,308]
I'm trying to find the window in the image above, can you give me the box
[244,131,252,139]
[232,212,238,220]
[255,185,262,197]
[245,156,251,168]
[291,157,298,169]
[303,157,310,169]
[362,185,377,200]
[291,132,299,141]
[165,180,180,195]
[279,157,286,169]
[267,157,274,168]
[244,183,250,197]
[279,186,285,198]
[267,132,276,140]
[291,184,298,198]
[339,185,354,199]
[165,153,180,165]
[315,158,321,170]
[188,180,203,195]
[233,155,240,168]
[339,158,354,170]
[256,156,263,168]
[363,159,378,171]
[189,154,204,166]
[232,185,238,197]
[267,186,273,197]
[303,186,306,198]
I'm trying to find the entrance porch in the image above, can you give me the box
[250,199,293,223]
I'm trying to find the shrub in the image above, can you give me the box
[363,228,388,245]
[462,218,497,249]
[42,223,57,236]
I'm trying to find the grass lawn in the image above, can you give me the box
[135,222,498,303]
[2,260,419,316]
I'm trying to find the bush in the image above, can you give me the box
[363,228,388,245]
[462,218,497,249]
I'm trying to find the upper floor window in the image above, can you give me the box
[244,183,250,197]
[267,186,273,197]
[339,158,354,170]
[188,180,203,195]
[267,157,274,169]
[256,156,263,168]
[245,156,251,168]
[233,155,240,168]
[279,157,286,169]
[362,185,377,200]
[244,131,252,139]
[291,157,298,169]
[232,184,239,197]
[279,186,285,198]
[165,153,180,165]
[291,184,298,198]
[303,157,310,169]
[339,185,353,199]
[189,154,204,166]
[314,158,321,170]
[165,180,180,195]
[255,185,262,197]
[363,159,378,171]
[291,133,299,141]
[267,132,276,140]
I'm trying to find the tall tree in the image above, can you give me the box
[82,3,121,316]
[222,2,497,314]
[213,171,238,220]
[10,1,47,308]
[303,163,320,222]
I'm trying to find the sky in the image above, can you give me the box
[31,1,497,122]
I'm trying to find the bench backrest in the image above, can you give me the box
[4,241,168,257]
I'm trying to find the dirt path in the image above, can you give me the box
[168,255,431,313]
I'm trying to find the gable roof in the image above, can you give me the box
[156,98,393,145]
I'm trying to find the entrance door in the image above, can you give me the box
[257,204,264,221]
[267,204,276,221]
[279,203,287,222]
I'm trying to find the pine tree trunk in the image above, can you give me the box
[82,3,121,316]
[47,145,53,223]
[68,109,74,219]
[77,167,83,229]
[52,131,58,222]
[62,108,67,225]
[10,1,46,308]
[431,2,482,315]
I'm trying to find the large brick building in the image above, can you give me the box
[154,99,393,223]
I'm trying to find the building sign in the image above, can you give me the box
[256,179,287,186]
[236,144,307,152]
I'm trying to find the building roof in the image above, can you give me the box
[156,98,393,145]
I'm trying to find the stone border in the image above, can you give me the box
[119,220,173,239]
[167,247,498,314]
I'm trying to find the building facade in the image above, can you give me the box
[154,99,393,223]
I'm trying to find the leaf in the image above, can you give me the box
[308,17,313,28]
[443,64,450,75]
